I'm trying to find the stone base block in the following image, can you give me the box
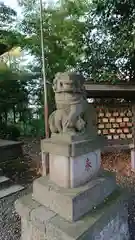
[33,171,116,221]
[50,149,101,188]
[15,190,129,240]
[41,135,105,157]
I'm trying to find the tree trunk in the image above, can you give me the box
[4,111,7,125]
[13,106,16,123]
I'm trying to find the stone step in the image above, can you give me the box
[0,184,24,199]
[0,176,10,189]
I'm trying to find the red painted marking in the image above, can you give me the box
[85,158,92,171]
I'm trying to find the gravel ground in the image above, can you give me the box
[0,185,32,240]
[0,138,40,240]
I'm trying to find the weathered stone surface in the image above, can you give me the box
[21,218,32,240]
[31,205,56,232]
[33,171,116,222]
[21,218,47,240]
[48,72,98,136]
[15,194,40,220]
[15,195,56,240]
[17,190,129,240]
[47,191,129,240]
[50,154,70,188]
[51,133,91,142]
[70,149,101,188]
[96,216,129,240]
[41,135,105,157]
[50,149,101,188]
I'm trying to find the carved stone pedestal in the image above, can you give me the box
[15,189,129,240]
[33,172,116,222]
[15,136,129,240]
[15,72,129,239]
[41,135,103,188]
[49,150,101,188]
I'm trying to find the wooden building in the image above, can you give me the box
[85,81,135,171]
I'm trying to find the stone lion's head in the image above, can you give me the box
[53,72,85,93]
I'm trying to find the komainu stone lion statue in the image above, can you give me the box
[49,72,97,137]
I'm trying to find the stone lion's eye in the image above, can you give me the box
[60,82,63,87]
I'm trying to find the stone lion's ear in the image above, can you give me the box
[55,72,63,79]
[55,72,60,77]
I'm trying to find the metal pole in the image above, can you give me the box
[39,0,49,138]
[39,0,49,176]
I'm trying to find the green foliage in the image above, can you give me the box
[16,0,91,136]
[0,3,33,138]
[19,0,89,81]
[0,123,20,140]
[0,2,16,25]
[1,0,135,140]
[81,0,135,82]
[21,0,135,84]
[0,3,23,49]
[28,118,45,137]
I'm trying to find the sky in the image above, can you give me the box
[3,0,22,14]
[3,0,55,13]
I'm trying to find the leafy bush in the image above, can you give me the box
[0,123,20,140]
[17,118,45,137]
[30,118,45,137]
